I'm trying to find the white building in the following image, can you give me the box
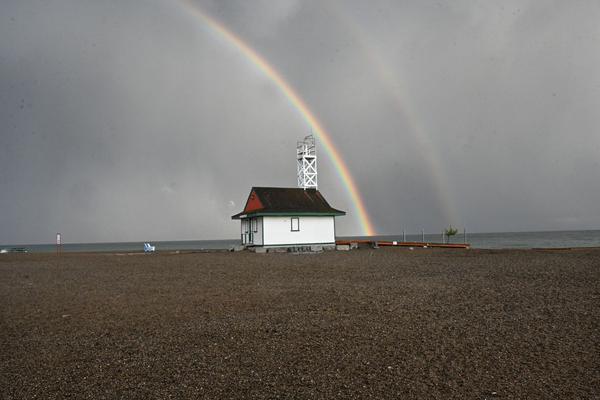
[231,187,345,247]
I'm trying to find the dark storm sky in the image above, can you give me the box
[1,0,599,244]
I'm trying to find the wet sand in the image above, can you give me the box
[1,247,598,398]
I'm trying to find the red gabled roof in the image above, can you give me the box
[243,189,263,212]
[231,187,346,219]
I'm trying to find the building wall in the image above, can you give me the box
[262,216,335,246]
[253,217,263,246]
[241,217,263,246]
[240,219,248,245]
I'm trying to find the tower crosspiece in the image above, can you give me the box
[297,135,317,190]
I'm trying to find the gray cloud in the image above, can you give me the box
[1,0,599,244]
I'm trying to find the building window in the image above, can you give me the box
[291,218,299,231]
[252,218,258,232]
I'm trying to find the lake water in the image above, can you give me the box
[2,230,599,253]
[346,230,600,249]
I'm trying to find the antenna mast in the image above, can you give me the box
[297,135,317,190]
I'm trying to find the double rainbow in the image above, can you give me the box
[174,0,376,236]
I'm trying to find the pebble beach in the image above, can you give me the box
[1,247,598,398]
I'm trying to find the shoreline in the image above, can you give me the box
[3,229,600,253]
[2,244,600,257]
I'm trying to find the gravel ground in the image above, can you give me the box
[1,247,598,398]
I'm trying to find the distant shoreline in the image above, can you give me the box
[3,229,599,252]
[2,244,600,256]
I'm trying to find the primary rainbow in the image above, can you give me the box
[174,0,376,236]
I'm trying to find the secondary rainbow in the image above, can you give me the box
[173,0,376,236]
[332,4,461,226]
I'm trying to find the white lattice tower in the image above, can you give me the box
[297,135,317,190]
